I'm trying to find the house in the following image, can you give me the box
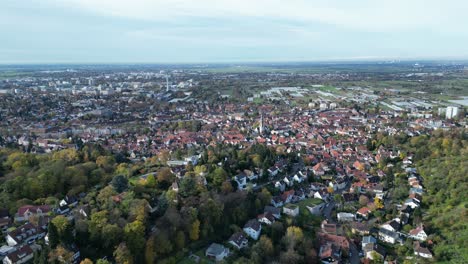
[171,181,179,192]
[413,242,433,259]
[271,196,284,208]
[268,166,280,177]
[59,195,78,208]
[0,245,15,258]
[56,204,71,215]
[317,232,350,252]
[228,232,248,250]
[330,177,347,191]
[378,228,400,244]
[364,243,386,260]
[234,173,247,190]
[380,219,401,232]
[14,205,51,222]
[314,189,329,201]
[0,209,11,232]
[244,170,258,181]
[409,226,428,241]
[321,220,338,235]
[264,206,281,219]
[356,207,371,219]
[404,198,420,209]
[362,236,377,248]
[283,204,299,217]
[351,222,370,235]
[243,219,262,240]
[319,243,342,264]
[306,203,325,216]
[337,212,355,222]
[205,243,229,261]
[342,193,358,204]
[2,245,34,264]
[274,181,285,192]
[292,174,304,184]
[257,212,275,225]
[280,190,295,204]
[5,223,45,246]
[76,205,90,219]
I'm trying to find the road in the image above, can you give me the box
[349,242,360,264]
[323,201,335,221]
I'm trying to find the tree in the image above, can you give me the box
[211,167,228,187]
[145,235,157,264]
[80,259,94,264]
[157,167,175,187]
[51,215,70,240]
[251,235,274,262]
[89,210,109,242]
[374,197,384,209]
[359,195,369,206]
[146,174,156,188]
[47,222,59,248]
[284,226,304,250]
[48,246,74,263]
[114,243,134,264]
[111,175,128,193]
[221,181,233,194]
[179,176,197,197]
[124,220,146,256]
[153,232,173,257]
[279,248,302,264]
[102,224,123,250]
[175,230,186,249]
[189,219,200,241]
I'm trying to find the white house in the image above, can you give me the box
[6,223,45,246]
[243,219,262,240]
[404,198,420,209]
[337,212,355,222]
[361,236,377,248]
[306,203,325,216]
[234,174,247,190]
[283,204,299,217]
[409,226,428,241]
[257,212,275,225]
[264,206,281,219]
[2,245,34,264]
[414,242,433,259]
[380,219,401,233]
[378,228,400,244]
[228,232,248,250]
[205,243,229,261]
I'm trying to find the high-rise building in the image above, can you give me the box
[445,106,459,119]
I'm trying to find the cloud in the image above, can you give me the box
[47,0,468,33]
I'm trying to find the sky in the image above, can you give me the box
[1,0,468,64]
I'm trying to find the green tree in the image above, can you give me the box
[124,220,146,256]
[189,219,200,241]
[114,243,134,264]
[111,175,128,193]
[47,222,59,248]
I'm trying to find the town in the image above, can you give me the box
[0,62,466,264]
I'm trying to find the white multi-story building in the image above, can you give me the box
[445,106,459,119]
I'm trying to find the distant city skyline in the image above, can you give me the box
[1,0,468,64]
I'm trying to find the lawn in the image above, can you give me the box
[179,249,215,264]
[297,198,324,211]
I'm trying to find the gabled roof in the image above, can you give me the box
[244,219,261,231]
[229,232,247,247]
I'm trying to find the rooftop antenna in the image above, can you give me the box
[166,75,170,92]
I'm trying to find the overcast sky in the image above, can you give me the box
[1,0,468,64]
